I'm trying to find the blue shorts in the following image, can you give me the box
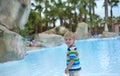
[69,67,81,73]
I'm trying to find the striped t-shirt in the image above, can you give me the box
[66,45,81,72]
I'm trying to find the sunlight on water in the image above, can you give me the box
[0,36,120,76]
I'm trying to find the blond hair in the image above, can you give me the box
[64,32,75,40]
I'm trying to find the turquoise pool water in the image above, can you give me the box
[0,37,120,76]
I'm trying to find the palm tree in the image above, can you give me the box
[55,0,66,26]
[63,1,72,26]
[80,0,88,22]
[88,0,97,27]
[102,0,109,32]
[104,0,108,24]
[48,0,58,27]
[67,0,80,32]
[78,0,88,22]
[85,0,97,35]
[34,0,44,18]
[48,6,58,27]
[25,10,41,38]
[108,0,119,31]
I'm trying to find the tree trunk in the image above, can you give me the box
[60,16,63,26]
[93,5,95,27]
[79,11,83,22]
[110,6,113,28]
[104,0,108,24]
[84,14,87,23]
[53,18,56,27]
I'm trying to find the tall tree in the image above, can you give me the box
[34,0,44,18]
[49,0,58,27]
[104,0,108,24]
[88,0,97,27]
[25,10,41,38]
[108,0,119,29]
[55,0,66,26]
[78,0,88,22]
[86,0,97,35]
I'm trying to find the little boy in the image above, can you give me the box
[64,32,81,76]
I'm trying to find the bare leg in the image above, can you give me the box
[69,73,74,76]
[69,70,80,76]
[74,71,79,76]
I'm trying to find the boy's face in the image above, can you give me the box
[64,36,74,47]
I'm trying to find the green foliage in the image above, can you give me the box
[116,16,120,22]
[54,26,64,36]
[24,10,41,38]
[26,0,120,37]
[55,27,60,33]
[16,25,29,38]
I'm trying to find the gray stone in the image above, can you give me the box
[0,25,26,63]
[102,31,119,37]
[43,26,69,35]
[0,0,31,30]
[75,22,89,40]
[0,0,30,63]
[38,34,64,47]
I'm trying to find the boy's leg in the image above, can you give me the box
[74,71,79,76]
[69,73,74,76]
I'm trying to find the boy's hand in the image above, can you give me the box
[65,68,69,74]
[65,59,74,74]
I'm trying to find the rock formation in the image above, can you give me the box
[75,22,89,40]
[0,0,31,63]
[38,33,64,48]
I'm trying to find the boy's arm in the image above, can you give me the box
[65,59,74,74]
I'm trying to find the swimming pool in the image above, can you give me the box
[0,37,120,76]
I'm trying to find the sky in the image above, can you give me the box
[95,0,120,18]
